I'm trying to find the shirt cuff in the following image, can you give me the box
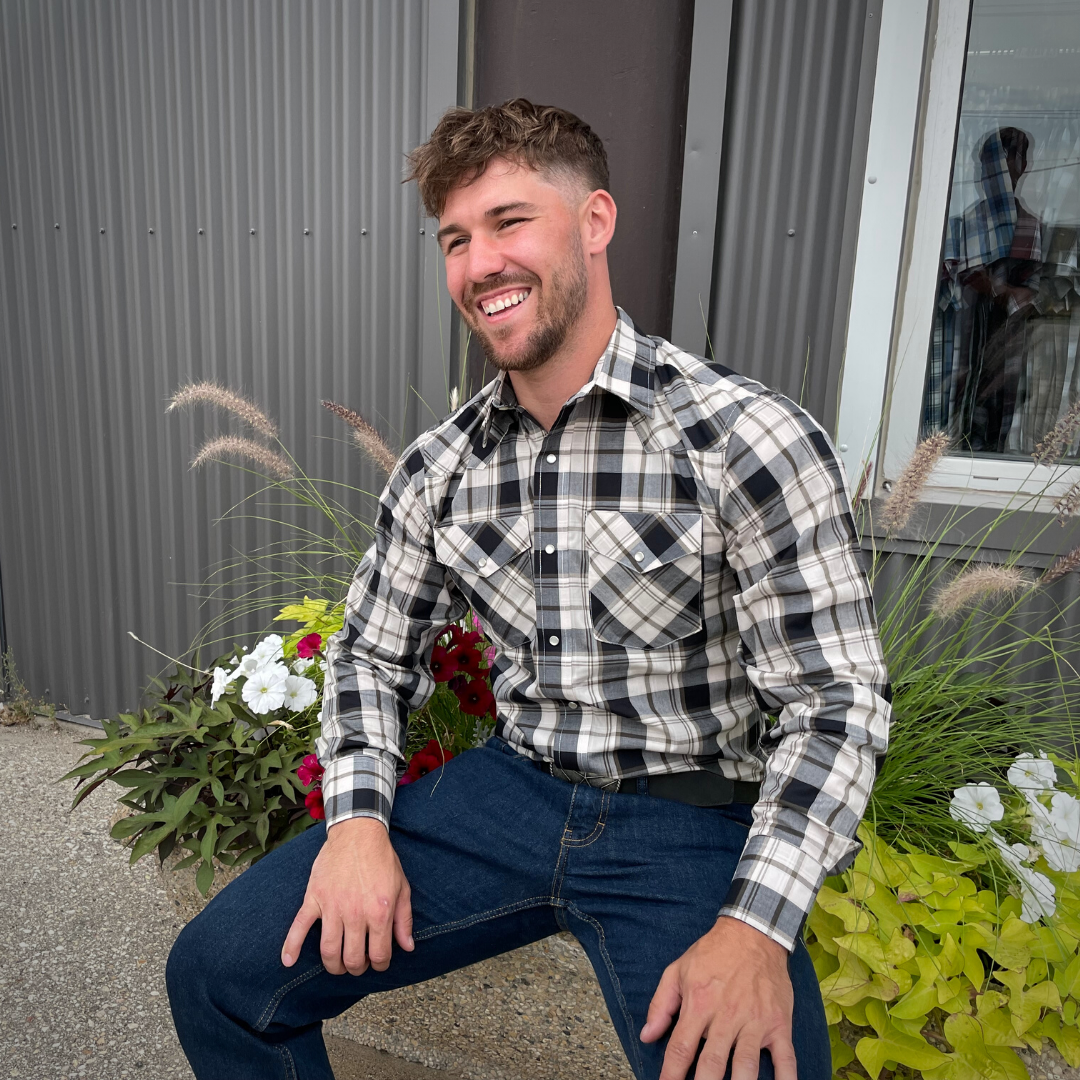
[320,749,399,831]
[718,833,830,952]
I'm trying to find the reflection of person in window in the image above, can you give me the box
[949,127,1041,452]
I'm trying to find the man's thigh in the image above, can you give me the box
[556,789,831,1080]
[169,740,567,1033]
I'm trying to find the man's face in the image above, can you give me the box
[437,158,589,373]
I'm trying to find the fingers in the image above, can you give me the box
[764,1032,798,1080]
[393,883,415,952]
[657,1014,707,1080]
[640,963,682,1043]
[281,898,320,968]
[320,911,348,976]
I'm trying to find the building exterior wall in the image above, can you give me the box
[0,0,457,719]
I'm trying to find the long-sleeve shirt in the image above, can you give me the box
[317,308,891,951]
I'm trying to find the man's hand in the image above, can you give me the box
[281,817,414,976]
[640,916,796,1080]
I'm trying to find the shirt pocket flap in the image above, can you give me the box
[433,515,533,578]
[585,510,702,574]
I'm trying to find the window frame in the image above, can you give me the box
[836,0,1080,511]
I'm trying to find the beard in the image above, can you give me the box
[465,235,589,374]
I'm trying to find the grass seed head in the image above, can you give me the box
[167,382,278,439]
[932,564,1029,618]
[191,435,293,478]
[321,401,398,475]
[880,431,951,536]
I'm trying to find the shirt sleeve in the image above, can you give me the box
[715,397,891,951]
[316,447,464,831]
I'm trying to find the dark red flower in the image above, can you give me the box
[297,633,323,659]
[305,786,325,820]
[456,678,495,717]
[447,645,482,677]
[429,645,454,683]
[399,739,453,785]
[445,623,482,649]
[447,674,466,693]
[297,753,324,788]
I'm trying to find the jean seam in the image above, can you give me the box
[278,1044,297,1080]
[562,788,609,847]
[550,784,578,899]
[255,963,327,1032]
[414,895,555,941]
[567,901,645,1079]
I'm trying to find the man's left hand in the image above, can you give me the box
[640,915,797,1080]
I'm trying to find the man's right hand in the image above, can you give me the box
[281,816,414,975]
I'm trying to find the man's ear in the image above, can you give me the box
[581,189,617,255]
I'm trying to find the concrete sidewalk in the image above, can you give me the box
[0,720,456,1080]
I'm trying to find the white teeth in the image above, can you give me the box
[510,294,520,305]
[495,299,506,311]
[482,289,530,315]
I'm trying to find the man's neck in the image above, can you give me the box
[507,303,618,431]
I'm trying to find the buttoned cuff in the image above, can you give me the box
[718,834,829,952]
[320,749,399,831]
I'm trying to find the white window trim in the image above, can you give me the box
[835,0,1074,512]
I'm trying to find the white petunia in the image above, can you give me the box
[232,652,264,681]
[949,783,1005,832]
[240,662,289,714]
[1007,752,1057,796]
[250,634,285,665]
[991,834,1056,923]
[210,667,231,705]
[292,656,314,674]
[1030,793,1080,873]
[282,675,318,712]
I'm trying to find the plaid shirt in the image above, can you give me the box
[318,309,891,950]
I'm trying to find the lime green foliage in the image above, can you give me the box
[63,637,322,896]
[273,596,345,657]
[809,822,1080,1079]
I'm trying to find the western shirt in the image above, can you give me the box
[318,308,891,950]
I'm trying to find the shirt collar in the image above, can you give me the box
[478,307,655,447]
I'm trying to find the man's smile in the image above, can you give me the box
[475,286,532,321]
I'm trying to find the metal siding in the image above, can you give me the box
[0,0,457,719]
[708,0,879,431]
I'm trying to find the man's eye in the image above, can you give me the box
[499,218,526,230]
[446,236,467,251]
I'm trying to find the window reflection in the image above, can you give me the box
[921,0,1080,460]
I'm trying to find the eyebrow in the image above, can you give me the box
[436,201,540,244]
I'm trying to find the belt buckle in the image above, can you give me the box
[549,763,621,792]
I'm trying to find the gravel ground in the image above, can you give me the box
[3,719,1078,1080]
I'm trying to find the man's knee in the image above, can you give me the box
[167,909,227,1011]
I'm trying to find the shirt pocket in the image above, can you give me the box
[433,515,536,649]
[585,510,703,649]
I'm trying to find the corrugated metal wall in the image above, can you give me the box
[708,0,881,434]
[0,0,458,720]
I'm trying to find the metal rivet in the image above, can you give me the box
[54,223,60,229]
[787,228,796,237]
[692,229,698,236]
[148,228,154,234]
[198,228,204,235]
[545,544,555,554]
[868,176,878,185]
[250,228,256,235]
[882,480,894,492]
[84,696,90,704]
[304,228,310,235]
[634,551,644,562]
[360,227,368,235]
[419,228,425,235]
[10,223,16,230]
[548,635,559,646]
[99,227,105,234]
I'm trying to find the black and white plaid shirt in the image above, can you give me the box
[318,308,891,950]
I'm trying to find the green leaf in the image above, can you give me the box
[209,776,225,804]
[195,859,215,896]
[129,824,174,865]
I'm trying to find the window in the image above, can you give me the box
[838,0,1080,511]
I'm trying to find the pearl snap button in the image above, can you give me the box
[634,551,644,562]
[544,544,555,554]
[548,635,559,646]
[546,453,557,463]
[478,557,488,568]
[569,701,578,708]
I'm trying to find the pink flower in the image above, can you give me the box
[483,646,496,666]
[470,612,484,635]
[297,753,324,788]
[297,633,323,659]
[305,786,325,821]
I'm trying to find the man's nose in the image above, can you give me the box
[464,232,506,283]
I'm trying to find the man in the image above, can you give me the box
[167,99,890,1080]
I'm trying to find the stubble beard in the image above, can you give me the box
[467,237,590,374]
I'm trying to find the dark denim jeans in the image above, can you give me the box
[167,738,830,1079]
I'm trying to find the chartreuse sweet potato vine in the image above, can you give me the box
[809,822,1080,1080]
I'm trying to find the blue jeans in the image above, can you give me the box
[167,738,830,1079]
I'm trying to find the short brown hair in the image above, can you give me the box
[407,98,609,218]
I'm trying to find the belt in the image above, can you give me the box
[535,760,760,807]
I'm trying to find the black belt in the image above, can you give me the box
[535,759,760,807]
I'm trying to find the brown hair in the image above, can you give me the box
[406,98,609,218]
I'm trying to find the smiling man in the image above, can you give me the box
[167,100,891,1080]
